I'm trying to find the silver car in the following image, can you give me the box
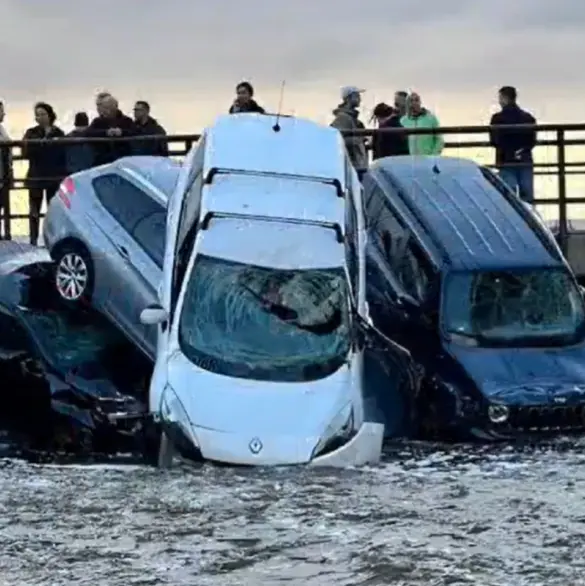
[43,156,179,360]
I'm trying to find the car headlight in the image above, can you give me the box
[312,403,355,458]
[488,403,510,424]
[160,385,199,447]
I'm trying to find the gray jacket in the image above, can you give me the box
[330,105,368,170]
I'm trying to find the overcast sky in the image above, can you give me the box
[1,0,583,134]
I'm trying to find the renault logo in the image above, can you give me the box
[249,437,263,454]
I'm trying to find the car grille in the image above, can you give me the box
[507,404,585,431]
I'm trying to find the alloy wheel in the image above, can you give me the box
[56,252,88,301]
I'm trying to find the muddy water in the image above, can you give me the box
[1,441,584,585]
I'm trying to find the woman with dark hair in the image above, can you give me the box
[229,81,266,114]
[21,102,65,245]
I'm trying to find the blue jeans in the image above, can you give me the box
[498,166,534,204]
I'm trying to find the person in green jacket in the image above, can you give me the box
[400,92,444,155]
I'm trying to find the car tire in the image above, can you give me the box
[53,242,95,306]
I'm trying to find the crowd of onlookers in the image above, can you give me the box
[0,81,538,241]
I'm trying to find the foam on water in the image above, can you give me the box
[1,443,584,585]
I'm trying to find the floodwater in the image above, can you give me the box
[1,442,585,586]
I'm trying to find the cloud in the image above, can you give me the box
[2,0,584,129]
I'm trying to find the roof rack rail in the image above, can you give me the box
[204,167,344,197]
[200,211,344,243]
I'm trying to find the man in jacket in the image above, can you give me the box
[85,95,135,165]
[66,112,94,174]
[0,101,12,239]
[489,86,537,204]
[229,81,266,114]
[331,86,368,178]
[400,93,444,155]
[371,102,409,159]
[132,100,169,156]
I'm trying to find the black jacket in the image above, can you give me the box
[21,125,66,187]
[132,117,168,157]
[65,128,94,174]
[85,110,136,165]
[372,115,409,159]
[489,104,537,165]
[229,99,266,114]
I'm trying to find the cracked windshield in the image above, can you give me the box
[178,255,350,381]
[443,268,585,344]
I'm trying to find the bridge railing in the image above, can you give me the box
[1,122,584,249]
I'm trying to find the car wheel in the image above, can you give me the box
[53,243,95,305]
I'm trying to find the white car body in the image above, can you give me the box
[143,113,389,467]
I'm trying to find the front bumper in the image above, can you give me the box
[174,421,384,467]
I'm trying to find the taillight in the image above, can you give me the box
[58,176,75,209]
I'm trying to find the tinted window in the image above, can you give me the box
[398,241,432,302]
[132,210,166,267]
[345,189,359,298]
[92,173,163,233]
[363,175,384,230]
[0,309,28,357]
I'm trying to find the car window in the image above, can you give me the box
[363,175,384,232]
[132,210,166,268]
[92,173,163,234]
[0,309,29,356]
[345,188,359,299]
[398,241,432,302]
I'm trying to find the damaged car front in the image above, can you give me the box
[0,246,151,456]
[431,266,585,439]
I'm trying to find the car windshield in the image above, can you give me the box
[442,268,585,347]
[178,254,351,382]
[21,307,139,377]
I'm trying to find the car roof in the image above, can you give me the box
[370,156,562,271]
[202,114,346,184]
[201,173,345,232]
[117,156,180,197]
[197,216,345,270]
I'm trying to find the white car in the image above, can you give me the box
[141,113,415,467]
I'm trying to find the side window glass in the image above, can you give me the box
[0,311,29,356]
[397,242,432,302]
[92,174,163,233]
[363,177,383,234]
[345,190,359,298]
[132,210,166,268]
[176,172,202,252]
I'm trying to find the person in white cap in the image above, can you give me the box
[331,86,368,178]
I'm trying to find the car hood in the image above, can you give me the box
[164,352,353,464]
[447,343,585,404]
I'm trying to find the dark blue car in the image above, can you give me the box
[363,156,585,440]
[0,242,152,455]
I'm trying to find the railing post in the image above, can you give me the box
[0,143,11,240]
[557,129,568,255]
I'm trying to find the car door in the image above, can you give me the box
[91,172,163,358]
[357,315,422,437]
[130,208,166,357]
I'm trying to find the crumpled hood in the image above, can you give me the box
[447,343,585,405]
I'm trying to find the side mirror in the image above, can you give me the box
[140,304,168,326]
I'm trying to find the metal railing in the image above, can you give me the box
[1,123,584,248]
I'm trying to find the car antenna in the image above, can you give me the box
[272,80,286,132]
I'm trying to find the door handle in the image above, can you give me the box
[118,245,130,260]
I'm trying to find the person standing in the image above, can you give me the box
[66,112,94,174]
[132,100,168,156]
[229,82,266,114]
[0,101,12,240]
[394,91,408,117]
[85,95,135,165]
[400,92,444,156]
[489,86,537,204]
[21,102,66,246]
[371,102,409,159]
[331,86,369,178]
